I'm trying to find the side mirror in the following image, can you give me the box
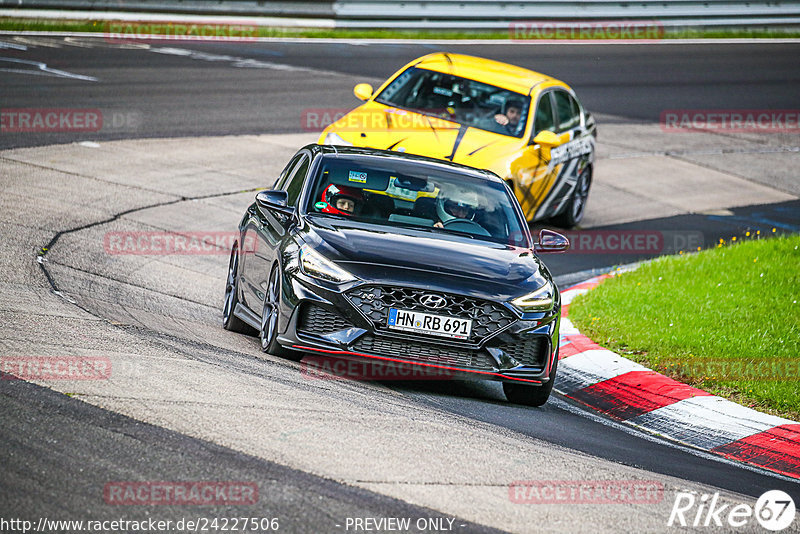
[255,190,295,219]
[533,130,561,147]
[531,130,562,160]
[534,229,569,253]
[353,83,373,101]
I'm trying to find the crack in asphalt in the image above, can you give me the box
[45,259,219,309]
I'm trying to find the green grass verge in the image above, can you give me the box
[569,233,800,420]
[2,17,800,40]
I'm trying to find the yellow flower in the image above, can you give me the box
[731,237,736,241]
[745,231,750,237]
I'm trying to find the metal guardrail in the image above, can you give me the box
[0,1,335,18]
[337,0,800,20]
[2,0,800,29]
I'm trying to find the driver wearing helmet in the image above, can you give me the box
[433,187,480,228]
[320,184,363,216]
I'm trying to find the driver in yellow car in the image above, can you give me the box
[494,99,524,135]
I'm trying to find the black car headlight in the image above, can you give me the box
[299,244,356,284]
[511,280,555,312]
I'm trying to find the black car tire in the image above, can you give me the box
[503,347,559,407]
[260,264,301,360]
[223,244,253,334]
[552,166,591,228]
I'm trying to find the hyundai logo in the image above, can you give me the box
[419,294,447,309]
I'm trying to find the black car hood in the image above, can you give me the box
[301,218,550,297]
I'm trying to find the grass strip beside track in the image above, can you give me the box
[569,233,800,420]
[3,18,800,40]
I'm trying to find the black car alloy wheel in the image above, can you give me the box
[260,266,280,353]
[222,244,250,333]
[259,265,299,359]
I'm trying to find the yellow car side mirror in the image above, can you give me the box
[353,83,374,101]
[533,130,561,147]
[532,130,562,159]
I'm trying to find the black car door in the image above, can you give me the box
[240,150,310,312]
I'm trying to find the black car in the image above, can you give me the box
[223,144,569,406]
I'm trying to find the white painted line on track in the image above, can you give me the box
[558,349,649,395]
[630,395,797,450]
[0,40,26,50]
[550,395,800,484]
[0,56,97,81]
[148,46,349,76]
[560,288,590,305]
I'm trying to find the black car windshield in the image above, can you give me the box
[306,155,529,247]
[374,67,530,138]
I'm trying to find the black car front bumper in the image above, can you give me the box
[276,272,559,385]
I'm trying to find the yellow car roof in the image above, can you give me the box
[410,53,558,95]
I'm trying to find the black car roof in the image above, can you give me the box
[304,144,504,184]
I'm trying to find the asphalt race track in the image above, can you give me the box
[1,36,799,533]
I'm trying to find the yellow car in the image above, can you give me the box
[319,53,597,227]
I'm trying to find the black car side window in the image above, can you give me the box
[532,92,555,141]
[554,90,581,132]
[275,154,303,189]
[284,155,310,207]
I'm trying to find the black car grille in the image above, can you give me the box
[352,334,495,371]
[497,337,548,368]
[346,285,515,343]
[297,304,354,336]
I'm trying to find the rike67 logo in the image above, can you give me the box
[669,490,795,531]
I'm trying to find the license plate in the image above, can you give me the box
[387,308,472,340]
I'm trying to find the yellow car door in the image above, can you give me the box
[511,86,595,226]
